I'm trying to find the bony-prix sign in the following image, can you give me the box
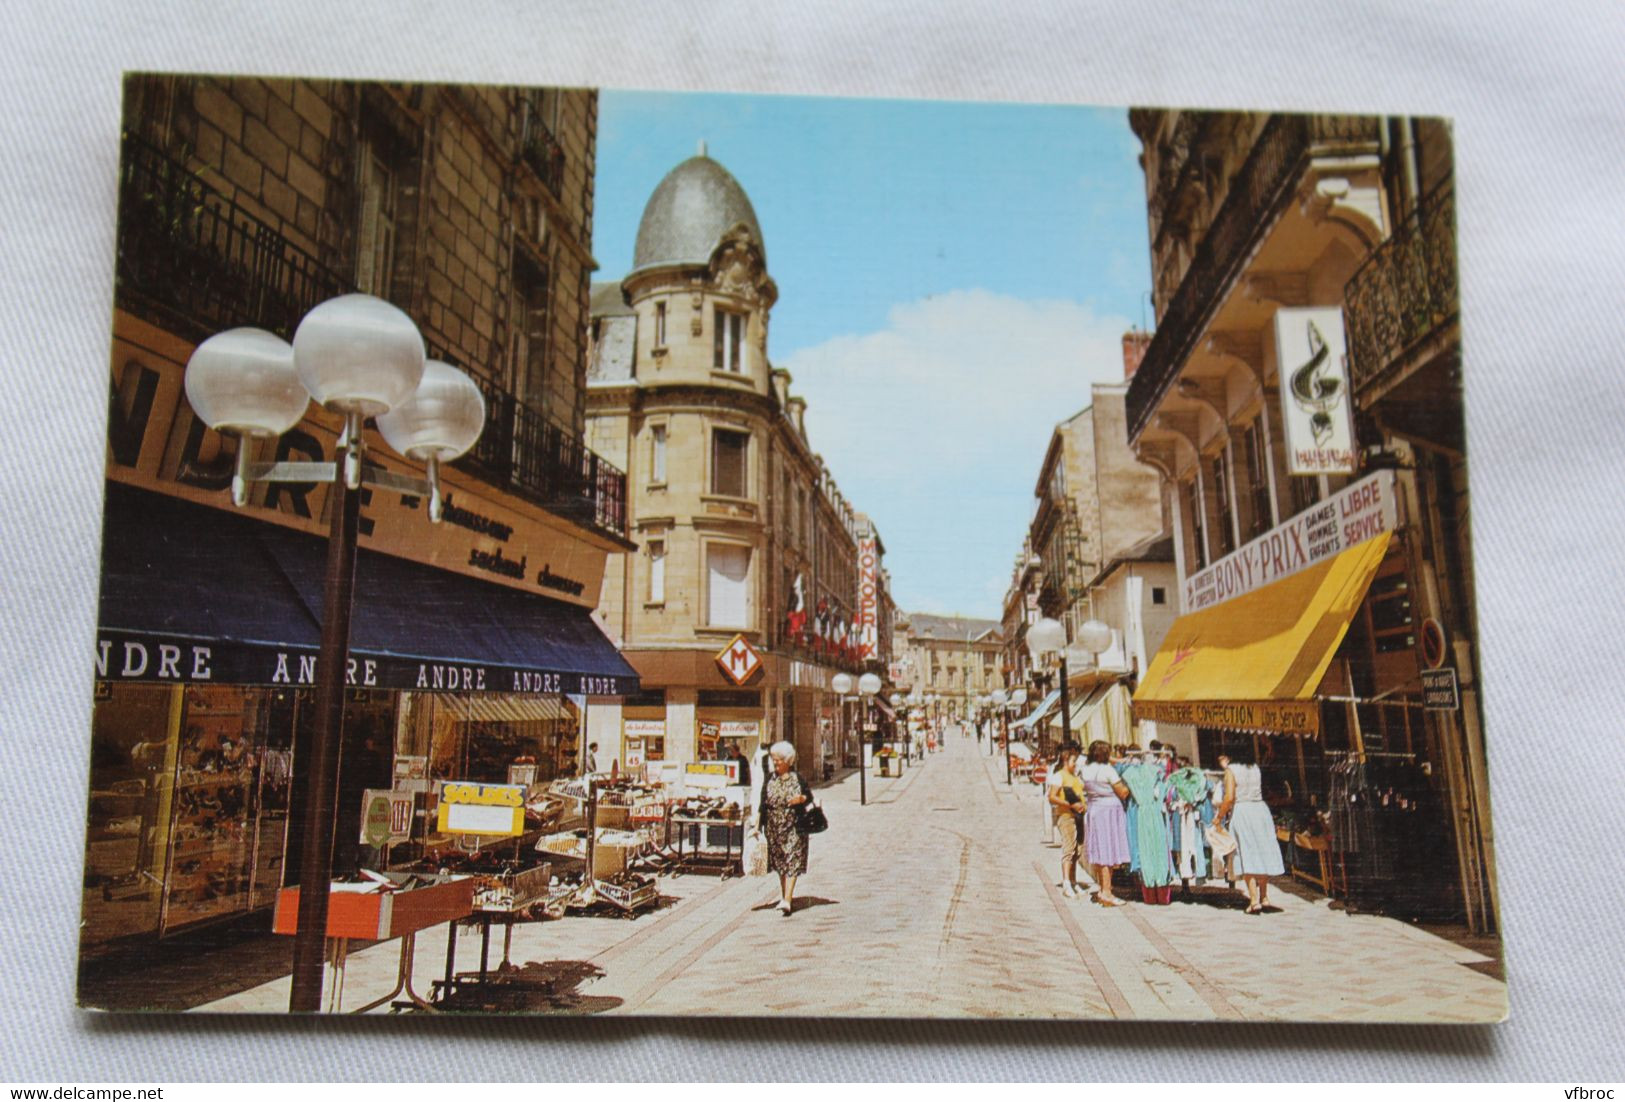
[1275,306,1357,475]
[1182,470,1397,613]
[360,789,414,846]
[435,781,526,837]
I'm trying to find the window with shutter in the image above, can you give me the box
[707,544,751,627]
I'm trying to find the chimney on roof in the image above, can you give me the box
[698,139,708,157]
[787,395,807,439]
[1122,330,1152,379]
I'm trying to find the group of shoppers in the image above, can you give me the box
[1047,740,1284,914]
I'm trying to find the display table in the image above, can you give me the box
[669,815,742,877]
[273,872,475,1013]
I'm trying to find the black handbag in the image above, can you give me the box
[800,801,829,834]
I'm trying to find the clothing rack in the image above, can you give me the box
[1326,749,1417,760]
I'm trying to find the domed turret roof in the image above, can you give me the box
[632,154,765,273]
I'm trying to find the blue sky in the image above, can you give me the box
[595,90,1152,620]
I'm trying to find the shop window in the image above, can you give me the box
[356,135,400,300]
[706,543,751,627]
[1211,453,1236,557]
[1242,417,1273,539]
[649,424,666,484]
[711,428,749,498]
[512,251,552,418]
[1181,478,1207,569]
[714,307,746,373]
[648,539,666,604]
[1289,472,1321,519]
[624,689,667,708]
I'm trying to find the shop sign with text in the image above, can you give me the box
[857,537,879,658]
[1133,698,1321,737]
[1182,470,1397,613]
[360,789,414,846]
[93,631,633,695]
[1275,306,1357,475]
[435,781,526,837]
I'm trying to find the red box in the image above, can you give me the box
[273,875,474,940]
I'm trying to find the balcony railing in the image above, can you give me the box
[115,134,628,542]
[116,133,351,343]
[1126,113,1383,441]
[1344,182,1457,394]
[457,380,628,540]
[520,116,565,198]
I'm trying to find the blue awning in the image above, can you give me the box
[96,482,637,695]
[1011,689,1062,729]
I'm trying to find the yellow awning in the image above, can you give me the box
[1133,532,1393,736]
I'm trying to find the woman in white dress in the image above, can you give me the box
[1215,744,1285,914]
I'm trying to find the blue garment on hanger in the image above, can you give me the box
[1120,760,1172,887]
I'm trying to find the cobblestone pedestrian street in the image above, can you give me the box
[203,733,1507,1021]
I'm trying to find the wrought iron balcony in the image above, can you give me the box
[520,116,565,198]
[115,134,629,543]
[456,381,628,541]
[115,133,350,344]
[1125,113,1383,442]
[1344,182,1458,395]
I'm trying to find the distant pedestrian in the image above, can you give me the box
[584,742,599,774]
[1216,744,1284,914]
[1081,740,1132,906]
[1048,744,1088,897]
[759,740,815,915]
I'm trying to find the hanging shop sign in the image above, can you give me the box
[1275,306,1357,475]
[718,721,760,739]
[360,789,414,846]
[1181,470,1397,613]
[623,719,667,739]
[92,631,634,695]
[1421,668,1460,712]
[435,781,526,837]
[715,633,763,686]
[1132,698,1321,737]
[857,537,879,659]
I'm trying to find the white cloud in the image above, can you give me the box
[783,290,1134,618]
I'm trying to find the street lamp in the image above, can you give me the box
[1073,619,1113,745]
[1027,616,1068,757]
[858,672,882,803]
[183,294,485,1013]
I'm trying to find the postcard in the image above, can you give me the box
[80,74,1502,1022]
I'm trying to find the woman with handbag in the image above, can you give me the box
[1046,743,1089,898]
[759,740,819,915]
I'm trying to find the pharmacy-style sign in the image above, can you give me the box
[715,633,762,685]
[1276,306,1357,474]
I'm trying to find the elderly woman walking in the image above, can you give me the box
[758,740,815,915]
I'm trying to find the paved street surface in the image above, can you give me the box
[203,733,1507,1021]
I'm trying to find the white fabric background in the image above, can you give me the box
[3,0,1622,1082]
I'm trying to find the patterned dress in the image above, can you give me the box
[762,772,809,877]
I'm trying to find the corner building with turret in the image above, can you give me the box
[586,149,895,778]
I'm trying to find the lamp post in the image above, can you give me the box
[833,672,862,806]
[858,672,882,797]
[1027,617,1068,757]
[183,295,485,1013]
[1006,687,1027,784]
[1073,618,1113,745]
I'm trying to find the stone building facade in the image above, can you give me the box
[894,614,1004,723]
[87,76,636,957]
[1123,110,1491,930]
[585,150,892,777]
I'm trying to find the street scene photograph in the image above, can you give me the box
[78,74,1502,1023]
